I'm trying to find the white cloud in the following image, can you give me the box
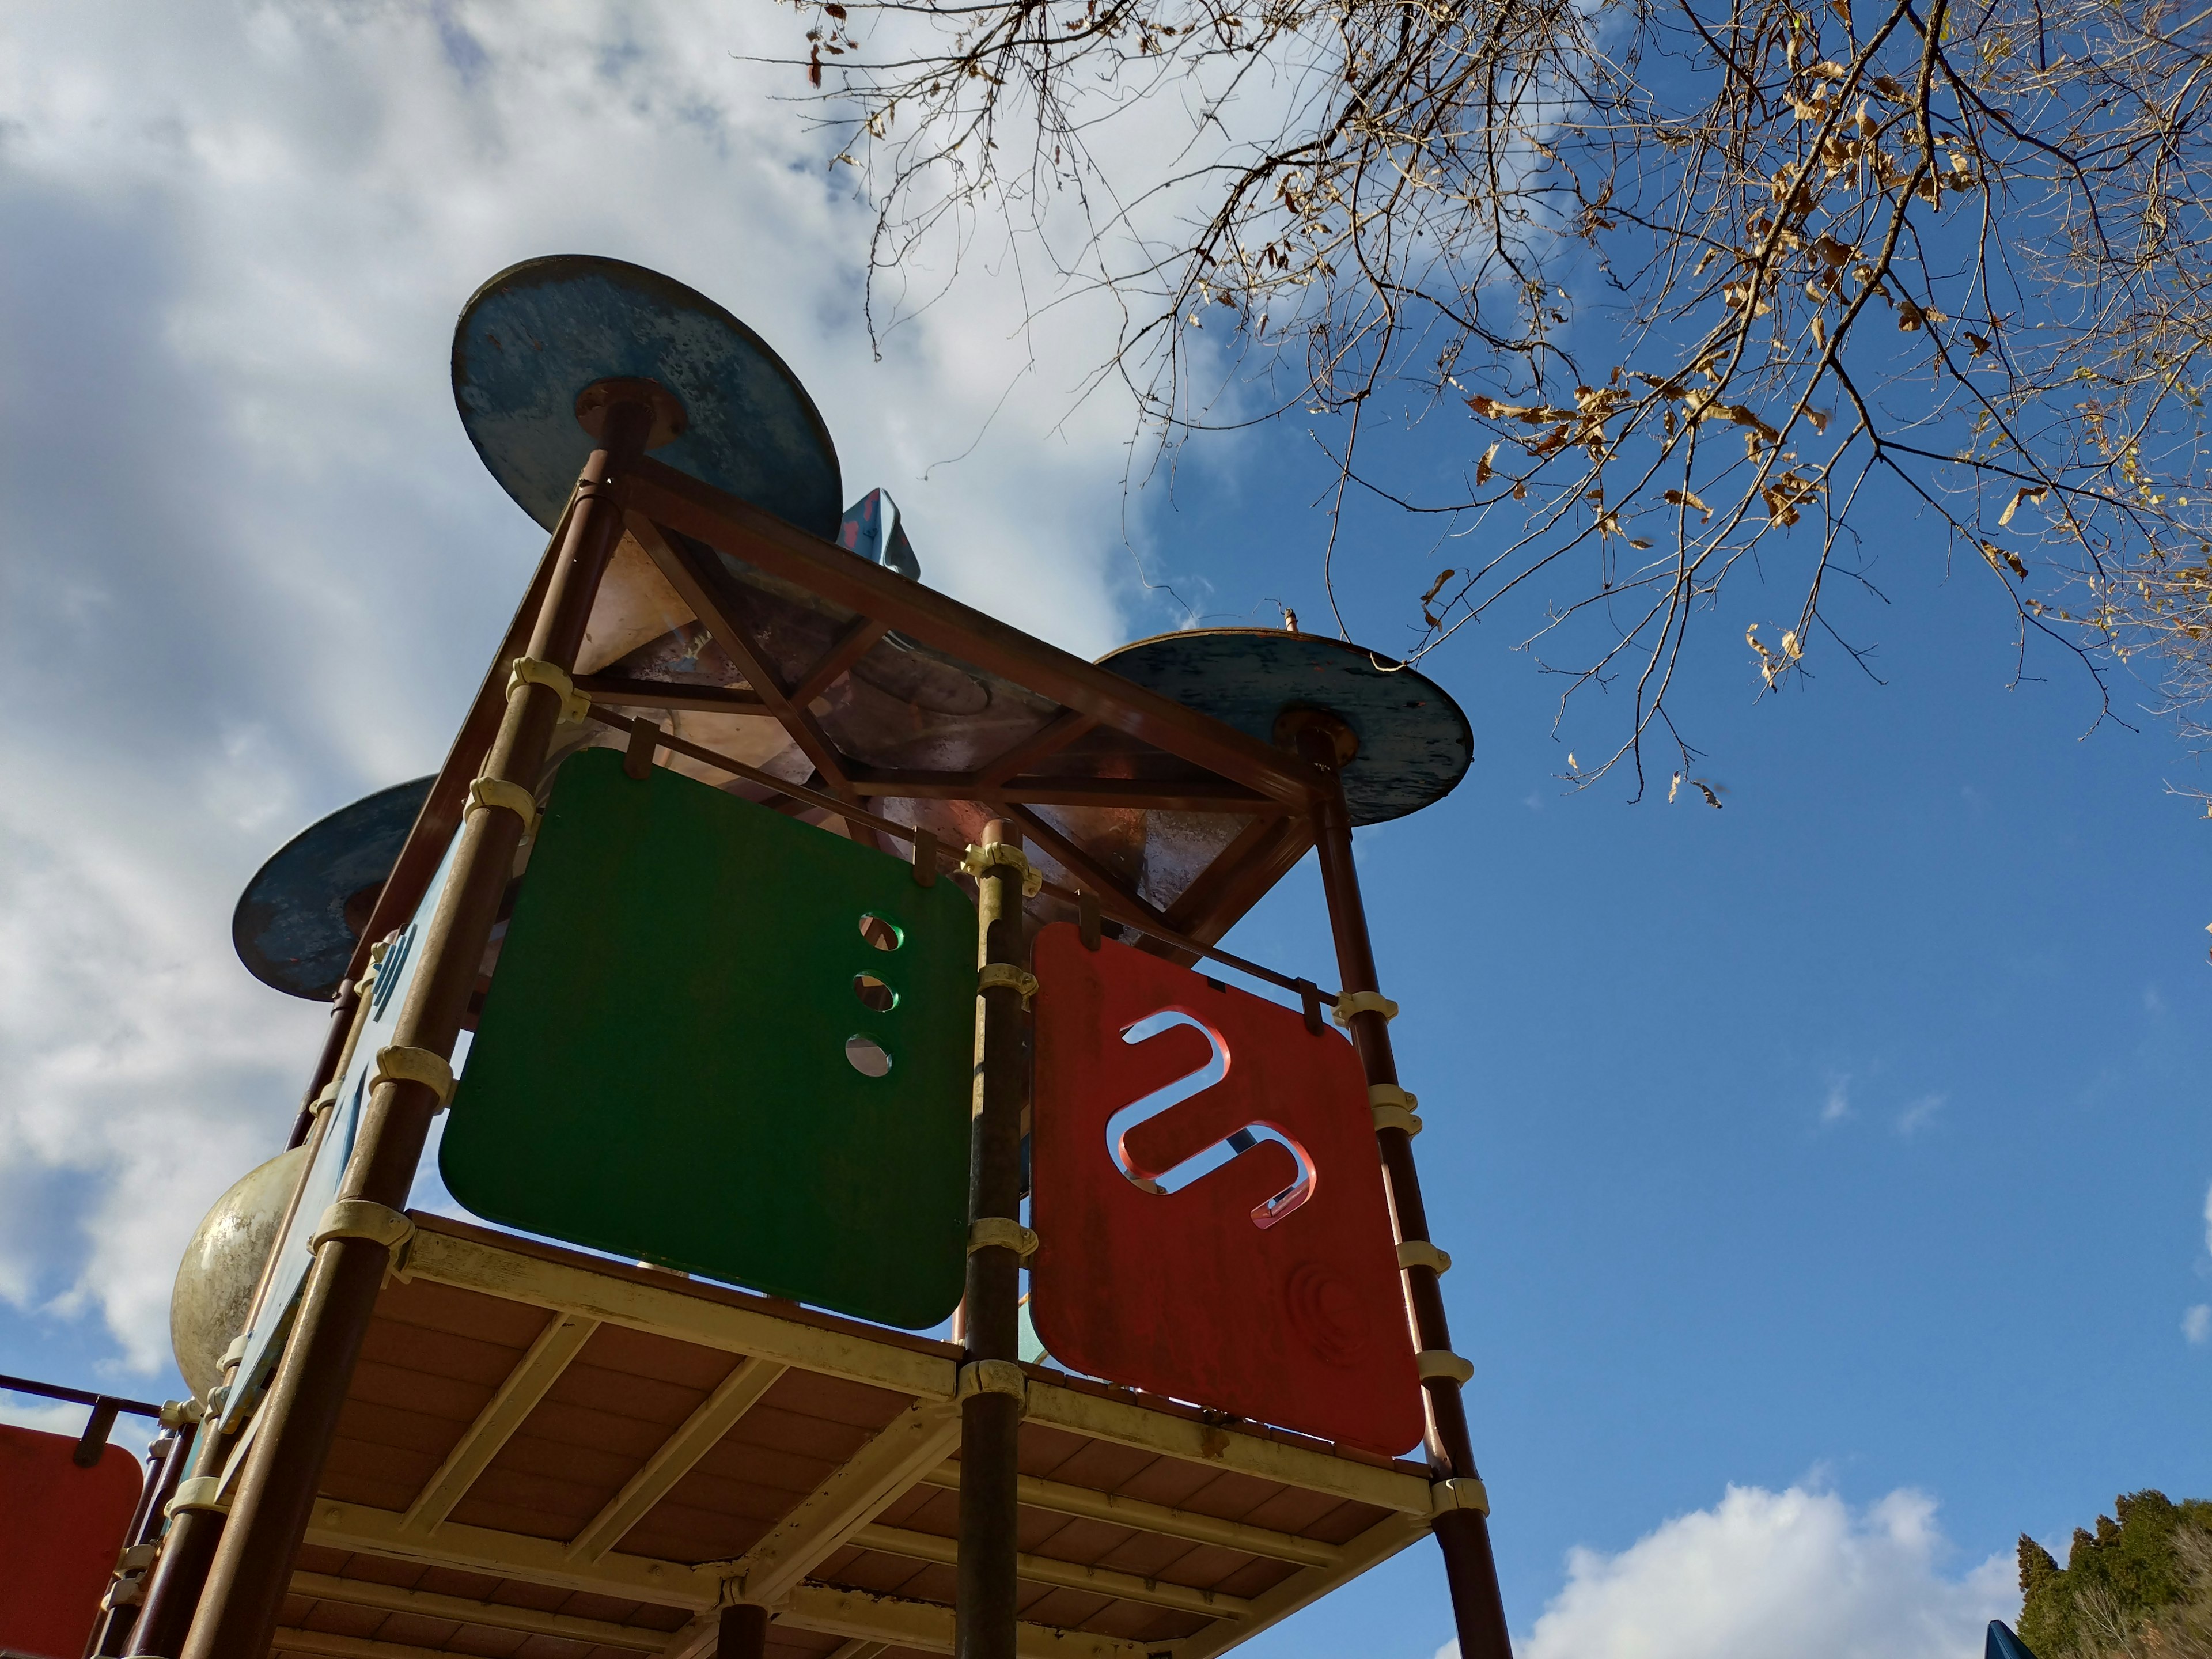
[1435,1486,2013,1659]
[1897,1093,1948,1138]
[2186,1305,2211,1346]
[2202,1180,2211,1257]
[0,0,1172,1374]
[1821,1074,1852,1124]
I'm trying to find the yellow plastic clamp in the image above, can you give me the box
[467,775,539,836]
[1331,990,1400,1027]
[308,1081,341,1115]
[1396,1239,1453,1275]
[956,1359,1029,1406]
[218,1335,248,1369]
[1369,1082,1422,1135]
[1431,1476,1491,1516]
[372,1044,456,1108]
[961,842,1044,898]
[1373,1105,1423,1137]
[968,1217,1040,1259]
[978,963,1040,1006]
[1416,1349,1475,1385]
[166,1475,230,1519]
[508,655,593,725]
[309,1199,416,1256]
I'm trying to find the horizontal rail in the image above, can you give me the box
[0,1372,164,1418]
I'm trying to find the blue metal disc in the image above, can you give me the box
[1098,630,1471,824]
[452,255,843,537]
[233,777,434,1000]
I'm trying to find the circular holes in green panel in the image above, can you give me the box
[859,914,903,952]
[845,1035,893,1077]
[853,974,897,1013]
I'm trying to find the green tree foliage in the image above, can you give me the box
[2018,1491,2212,1658]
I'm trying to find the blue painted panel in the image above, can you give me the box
[232,777,434,1001]
[221,838,459,1429]
[452,255,842,538]
[1098,628,1472,823]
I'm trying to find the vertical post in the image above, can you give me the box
[125,1421,227,1657]
[179,396,654,1659]
[89,1418,192,1655]
[956,819,1029,1659]
[1291,722,1514,1659]
[285,980,361,1149]
[718,1603,768,1658]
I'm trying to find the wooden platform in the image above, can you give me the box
[257,1215,1436,1659]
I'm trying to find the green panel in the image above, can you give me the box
[440,749,974,1328]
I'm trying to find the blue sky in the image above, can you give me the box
[1,5,2205,1655]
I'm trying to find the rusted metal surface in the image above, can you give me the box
[232,777,434,1000]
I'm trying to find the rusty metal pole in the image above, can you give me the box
[285,980,361,1149]
[1291,720,1513,1659]
[179,397,654,1659]
[955,819,1031,1659]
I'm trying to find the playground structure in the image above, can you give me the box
[103,255,1505,1659]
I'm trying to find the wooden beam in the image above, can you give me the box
[826,1642,893,1659]
[619,462,1317,810]
[976,709,1097,789]
[1162,813,1318,952]
[287,1571,669,1650]
[847,1522,1254,1620]
[1022,1381,1433,1516]
[841,767,1270,810]
[275,1631,454,1659]
[567,1357,791,1563]
[730,1399,964,1604]
[631,515,858,800]
[400,1310,600,1534]
[399,1224,959,1401]
[997,805,1169,931]
[915,1463,1342,1569]
[1168,1510,1432,1659]
[303,1497,718,1607]
[660,1613,722,1659]
[573,673,767,714]
[791,615,891,706]
[777,1583,1152,1659]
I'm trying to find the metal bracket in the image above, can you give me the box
[955,1359,1029,1407]
[967,1217,1040,1259]
[961,841,1044,897]
[1415,1349,1475,1385]
[1396,1239,1453,1275]
[508,655,592,725]
[309,1199,416,1256]
[372,1044,456,1109]
[978,963,1039,1006]
[1431,1476,1491,1516]
[1331,990,1400,1026]
[166,1475,230,1519]
[466,775,539,838]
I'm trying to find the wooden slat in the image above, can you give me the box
[1168,1509,1432,1659]
[397,1225,959,1402]
[276,1631,452,1659]
[287,1571,671,1650]
[399,1310,600,1533]
[304,1496,719,1607]
[567,1357,791,1563]
[915,1463,1342,1568]
[732,1400,965,1603]
[1021,1381,1433,1516]
[847,1522,1254,1619]
[976,709,1097,789]
[777,1582,1151,1659]
[825,1642,893,1659]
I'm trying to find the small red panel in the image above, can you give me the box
[0,1423,142,1658]
[1030,925,1425,1454]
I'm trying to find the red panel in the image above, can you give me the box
[0,1423,142,1658]
[1029,925,1425,1455]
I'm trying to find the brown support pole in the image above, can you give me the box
[285,979,361,1149]
[124,1417,228,1658]
[956,819,1029,1659]
[179,397,654,1659]
[718,1604,769,1658]
[1291,722,1514,1659]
